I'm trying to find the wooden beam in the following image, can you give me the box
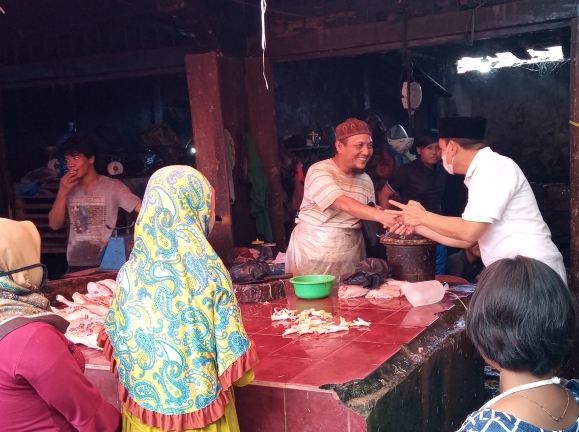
[185,52,235,268]
[570,16,579,295]
[0,45,195,89]
[0,94,12,218]
[244,57,287,251]
[264,0,578,62]
[217,57,260,247]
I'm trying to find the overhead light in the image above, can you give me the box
[479,56,491,73]
[457,46,564,74]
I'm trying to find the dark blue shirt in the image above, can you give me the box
[386,159,446,214]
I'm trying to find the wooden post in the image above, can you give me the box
[571,17,579,295]
[185,53,235,267]
[244,57,287,251]
[0,94,12,218]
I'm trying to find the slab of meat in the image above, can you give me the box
[54,279,114,348]
[86,280,116,298]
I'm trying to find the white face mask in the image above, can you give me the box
[208,211,216,235]
[441,143,455,175]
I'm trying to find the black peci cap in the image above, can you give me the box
[437,116,486,140]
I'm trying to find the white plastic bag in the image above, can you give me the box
[399,280,446,307]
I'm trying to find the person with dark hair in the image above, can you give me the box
[48,134,142,272]
[387,116,566,283]
[458,256,579,431]
[378,129,447,274]
[445,241,485,283]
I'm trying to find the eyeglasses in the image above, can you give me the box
[0,263,48,294]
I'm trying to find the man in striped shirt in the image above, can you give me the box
[285,118,403,280]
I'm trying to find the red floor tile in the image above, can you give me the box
[235,384,285,432]
[291,297,338,314]
[241,316,272,334]
[380,308,438,327]
[393,297,416,310]
[340,307,396,324]
[326,340,400,365]
[337,297,371,309]
[285,388,350,432]
[239,302,279,318]
[250,333,293,357]
[349,411,368,432]
[394,304,446,327]
[354,324,425,344]
[253,355,317,383]
[266,298,291,307]
[270,338,346,360]
[289,359,380,386]
[257,321,294,336]
[379,310,414,326]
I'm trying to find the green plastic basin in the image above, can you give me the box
[289,274,336,299]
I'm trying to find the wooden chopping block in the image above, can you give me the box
[233,279,286,303]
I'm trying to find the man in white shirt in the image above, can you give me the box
[285,118,403,280]
[388,116,566,283]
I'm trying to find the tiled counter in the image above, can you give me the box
[77,282,483,431]
[236,282,484,432]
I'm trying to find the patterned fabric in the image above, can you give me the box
[457,380,579,432]
[0,276,53,322]
[105,166,252,416]
[0,219,54,327]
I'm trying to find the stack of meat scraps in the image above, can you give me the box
[51,279,115,349]
[338,258,403,300]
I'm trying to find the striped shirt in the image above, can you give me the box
[297,159,375,228]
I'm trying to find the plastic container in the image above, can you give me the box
[399,280,446,307]
[290,274,335,299]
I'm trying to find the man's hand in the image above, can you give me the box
[389,223,415,236]
[58,170,80,195]
[49,170,79,230]
[379,212,400,228]
[387,200,427,226]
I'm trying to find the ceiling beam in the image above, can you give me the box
[0,45,195,89]
[262,0,578,62]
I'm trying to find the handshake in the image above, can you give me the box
[380,199,427,235]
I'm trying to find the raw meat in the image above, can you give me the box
[271,308,371,337]
[54,280,114,348]
[338,284,368,299]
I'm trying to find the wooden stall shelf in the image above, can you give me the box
[12,182,68,254]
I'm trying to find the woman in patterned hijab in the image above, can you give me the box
[0,218,63,336]
[104,166,258,432]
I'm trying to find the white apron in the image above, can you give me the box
[286,222,365,282]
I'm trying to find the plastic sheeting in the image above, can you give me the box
[339,258,391,289]
[286,223,364,282]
